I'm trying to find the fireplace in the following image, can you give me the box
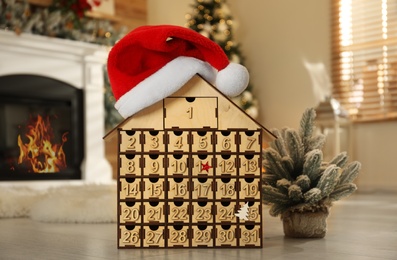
[0,74,84,181]
[0,30,112,188]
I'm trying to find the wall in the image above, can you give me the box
[147,0,397,192]
[113,0,147,30]
[148,0,328,128]
[353,122,397,192]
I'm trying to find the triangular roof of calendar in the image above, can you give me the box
[104,74,275,142]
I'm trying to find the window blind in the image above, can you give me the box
[331,0,397,122]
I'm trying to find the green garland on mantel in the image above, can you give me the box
[0,0,126,46]
[0,0,125,130]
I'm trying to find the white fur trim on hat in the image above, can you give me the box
[115,56,217,118]
[216,63,249,97]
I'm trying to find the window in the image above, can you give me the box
[332,0,397,122]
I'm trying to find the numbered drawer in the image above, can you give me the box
[164,97,217,129]
[142,178,166,199]
[191,177,214,199]
[191,154,214,176]
[120,130,141,152]
[191,131,213,152]
[120,178,142,200]
[119,225,141,248]
[215,225,238,247]
[142,225,166,247]
[143,130,166,152]
[240,131,261,153]
[120,201,141,224]
[168,154,189,176]
[169,201,190,223]
[120,154,141,176]
[215,154,238,176]
[191,201,213,223]
[239,178,261,200]
[214,201,237,223]
[240,154,261,176]
[191,225,214,247]
[168,225,191,247]
[238,201,261,223]
[168,178,190,199]
[142,154,166,176]
[215,178,238,200]
[215,131,237,152]
[143,201,166,223]
[239,224,261,247]
[168,130,190,152]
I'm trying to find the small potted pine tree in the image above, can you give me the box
[262,108,361,238]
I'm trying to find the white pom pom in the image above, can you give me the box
[215,63,249,97]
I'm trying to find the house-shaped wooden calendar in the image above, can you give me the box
[105,75,275,248]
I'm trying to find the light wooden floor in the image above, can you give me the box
[0,193,396,260]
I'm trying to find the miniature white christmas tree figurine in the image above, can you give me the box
[235,202,250,220]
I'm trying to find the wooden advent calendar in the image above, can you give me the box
[105,75,275,248]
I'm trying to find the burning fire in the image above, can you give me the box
[17,114,68,173]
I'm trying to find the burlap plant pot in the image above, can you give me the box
[281,208,330,238]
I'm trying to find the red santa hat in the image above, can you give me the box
[107,25,249,118]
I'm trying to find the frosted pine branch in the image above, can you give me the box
[269,204,289,217]
[299,108,316,152]
[263,148,292,181]
[295,175,311,192]
[276,178,292,194]
[338,161,361,185]
[262,173,279,185]
[281,157,294,174]
[288,184,303,202]
[303,188,322,203]
[263,185,290,205]
[285,130,304,174]
[270,128,288,157]
[328,183,357,202]
[329,152,348,168]
[303,149,323,182]
[316,165,340,197]
[306,134,326,151]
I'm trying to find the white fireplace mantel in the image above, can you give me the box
[0,30,112,189]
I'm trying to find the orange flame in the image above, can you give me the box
[17,115,68,173]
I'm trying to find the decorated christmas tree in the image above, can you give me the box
[185,0,259,118]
